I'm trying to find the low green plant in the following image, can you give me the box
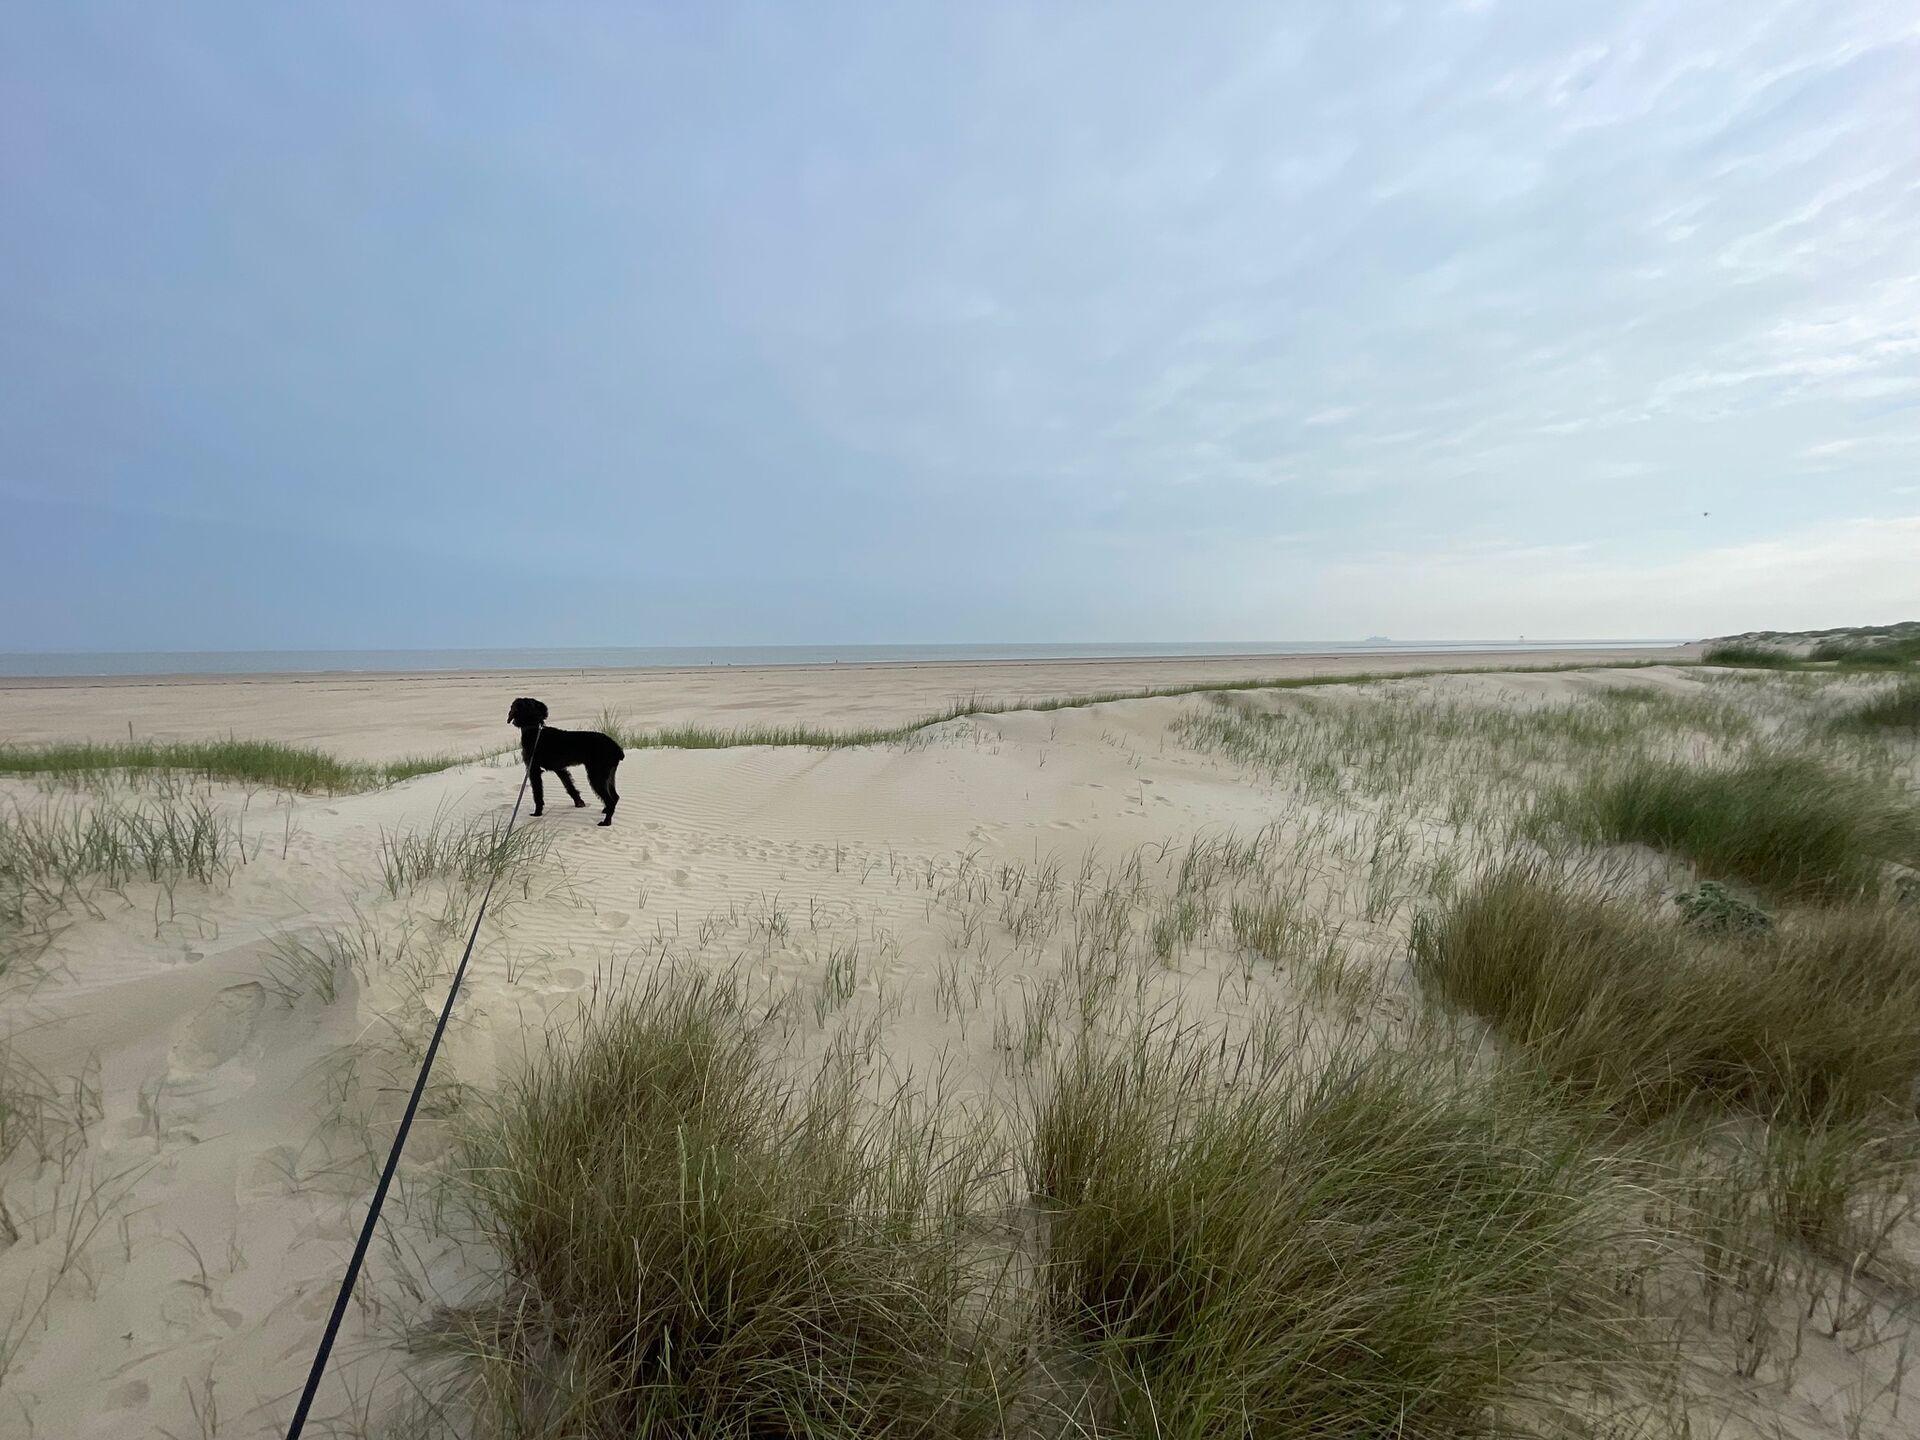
[1672,880,1773,935]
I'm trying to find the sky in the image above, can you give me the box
[3,2,1917,651]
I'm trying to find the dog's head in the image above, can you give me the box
[507,697,549,728]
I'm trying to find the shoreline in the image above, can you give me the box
[0,642,1695,691]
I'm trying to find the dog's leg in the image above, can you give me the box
[528,767,545,816]
[556,768,587,808]
[589,762,619,826]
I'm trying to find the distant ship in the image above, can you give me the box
[1362,635,1391,643]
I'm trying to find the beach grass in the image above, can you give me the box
[600,708,975,751]
[442,970,1008,1438]
[1542,751,1918,901]
[0,738,474,793]
[0,793,240,901]
[0,663,1683,806]
[596,660,1679,750]
[0,793,244,987]
[1832,676,1920,731]
[1701,642,1796,668]
[1027,1018,1638,1436]
[1410,866,1920,1121]
[251,651,1917,1432]
[442,968,1652,1437]
[1696,634,1920,674]
[374,806,553,896]
[1809,633,1920,667]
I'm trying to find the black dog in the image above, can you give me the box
[507,698,624,826]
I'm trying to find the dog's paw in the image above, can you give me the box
[573,797,587,807]
[597,817,613,827]
[530,808,544,817]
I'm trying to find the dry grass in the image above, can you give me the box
[593,660,1676,753]
[1542,751,1918,901]
[438,971,1010,1439]
[1834,676,1920,732]
[435,968,1656,1438]
[1810,634,1920,667]
[1411,866,1920,1122]
[1026,1017,1643,1437]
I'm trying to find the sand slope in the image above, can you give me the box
[2,661,1908,1438]
[0,646,1697,762]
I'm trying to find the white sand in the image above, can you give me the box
[4,654,1906,1439]
[0,645,1698,761]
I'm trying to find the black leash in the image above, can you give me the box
[284,724,541,1439]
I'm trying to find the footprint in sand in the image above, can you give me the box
[598,911,630,931]
[669,868,690,886]
[168,982,266,1079]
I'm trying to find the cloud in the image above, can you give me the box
[1316,515,1920,638]
[2,3,1917,646]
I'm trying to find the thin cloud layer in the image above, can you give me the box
[1319,516,1920,640]
[2,3,1915,647]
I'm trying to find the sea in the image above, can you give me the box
[0,640,1685,679]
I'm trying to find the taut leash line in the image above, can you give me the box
[284,723,541,1438]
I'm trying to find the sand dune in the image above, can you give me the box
[3,657,1912,1439]
[0,645,1697,762]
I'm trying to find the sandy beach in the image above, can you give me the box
[0,645,1699,761]
[4,649,1916,1439]
[11,0,1916,1430]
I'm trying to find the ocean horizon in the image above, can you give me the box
[0,639,1689,679]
